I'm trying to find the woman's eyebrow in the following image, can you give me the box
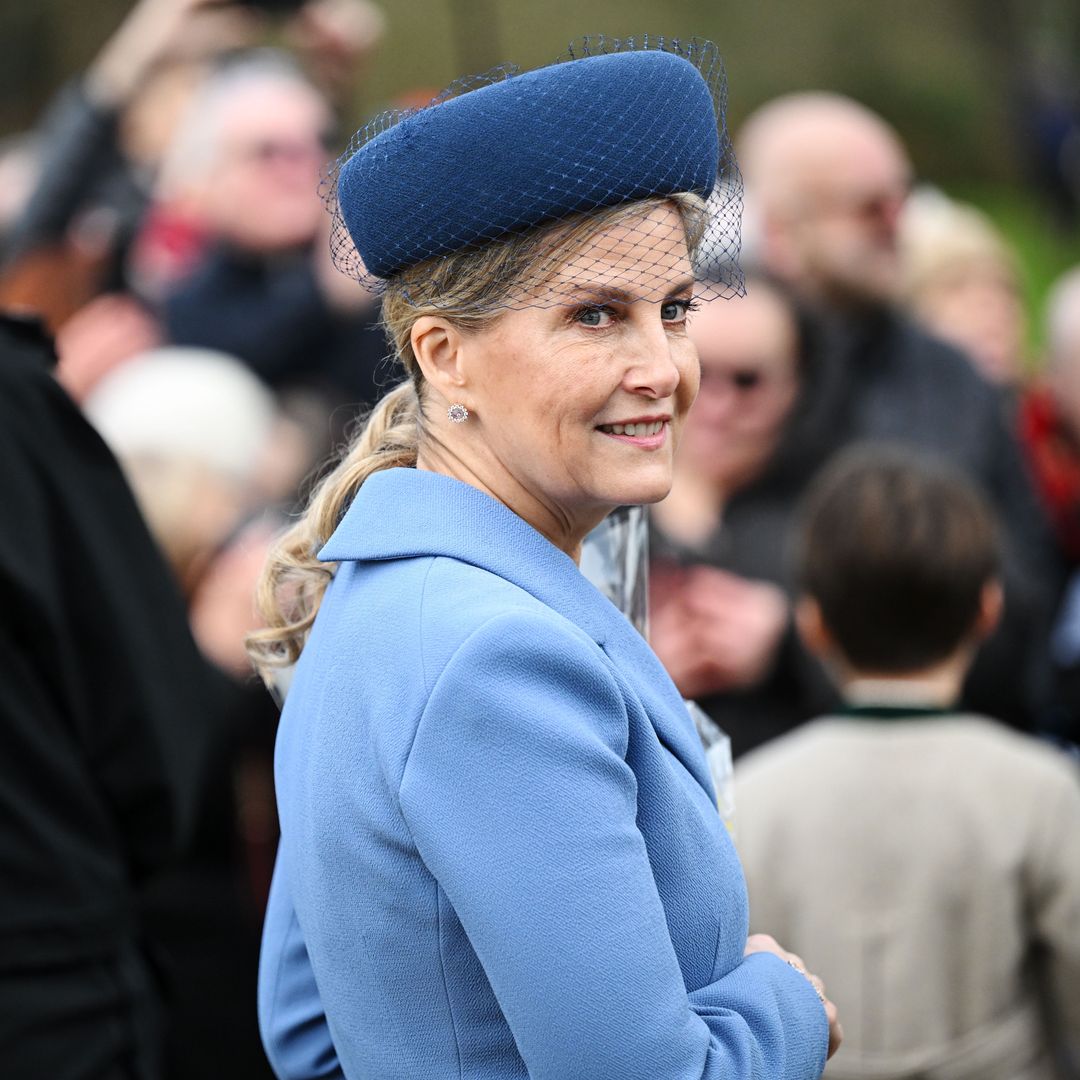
[560,277,698,305]
[664,277,697,298]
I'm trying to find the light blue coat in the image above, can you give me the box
[259,467,828,1079]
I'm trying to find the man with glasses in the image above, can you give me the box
[735,92,1058,732]
[159,52,387,431]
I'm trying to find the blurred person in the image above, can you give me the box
[737,91,1058,728]
[1023,266,1080,566]
[900,187,1028,389]
[1023,266,1080,748]
[0,311,221,1079]
[84,346,285,1080]
[650,277,837,756]
[735,446,1080,1080]
[0,0,259,329]
[84,346,280,594]
[157,51,390,423]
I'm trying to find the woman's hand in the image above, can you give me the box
[744,934,843,1060]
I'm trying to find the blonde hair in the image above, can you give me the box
[246,193,705,680]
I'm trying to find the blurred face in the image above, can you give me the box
[684,286,800,491]
[913,268,1025,385]
[776,123,912,307]
[202,80,330,252]
[440,203,700,548]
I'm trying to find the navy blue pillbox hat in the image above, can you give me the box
[336,49,721,280]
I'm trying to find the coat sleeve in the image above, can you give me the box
[398,610,829,1080]
[258,856,344,1080]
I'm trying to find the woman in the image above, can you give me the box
[250,39,840,1079]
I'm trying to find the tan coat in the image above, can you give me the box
[733,715,1080,1080]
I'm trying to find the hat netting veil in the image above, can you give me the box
[323,34,743,311]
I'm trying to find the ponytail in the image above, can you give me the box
[246,380,420,679]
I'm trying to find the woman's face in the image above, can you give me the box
[449,202,700,547]
[683,285,800,491]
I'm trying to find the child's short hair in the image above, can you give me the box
[796,444,1000,672]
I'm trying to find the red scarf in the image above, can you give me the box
[1020,387,1080,563]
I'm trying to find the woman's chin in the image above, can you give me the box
[603,474,674,508]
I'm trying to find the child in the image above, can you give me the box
[734,445,1080,1080]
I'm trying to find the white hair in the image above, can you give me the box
[899,186,1017,299]
[84,347,277,483]
[158,50,324,197]
[1045,265,1080,367]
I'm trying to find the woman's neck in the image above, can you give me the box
[416,445,601,565]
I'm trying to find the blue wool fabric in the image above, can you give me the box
[259,468,829,1079]
[337,50,720,279]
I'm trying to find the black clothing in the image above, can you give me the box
[0,313,215,1077]
[142,667,278,1080]
[2,81,146,287]
[162,244,395,418]
[820,309,1056,585]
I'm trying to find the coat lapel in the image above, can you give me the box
[320,468,715,797]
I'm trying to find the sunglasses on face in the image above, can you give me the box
[697,367,766,392]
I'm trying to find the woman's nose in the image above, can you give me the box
[625,323,681,399]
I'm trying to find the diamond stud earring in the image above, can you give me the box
[447,403,469,423]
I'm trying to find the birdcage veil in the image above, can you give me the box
[322,34,743,311]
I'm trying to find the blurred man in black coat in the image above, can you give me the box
[0,313,217,1079]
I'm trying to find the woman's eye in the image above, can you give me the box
[576,305,613,328]
[661,299,692,323]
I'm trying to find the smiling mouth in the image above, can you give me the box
[597,419,667,437]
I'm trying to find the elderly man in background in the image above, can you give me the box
[156,52,389,430]
[736,92,1058,730]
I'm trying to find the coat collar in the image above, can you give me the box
[320,468,714,796]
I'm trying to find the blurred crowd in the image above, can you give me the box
[1,0,1079,1077]
[651,92,1080,754]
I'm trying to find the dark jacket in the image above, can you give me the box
[0,314,215,1077]
[2,80,146,285]
[162,244,394,419]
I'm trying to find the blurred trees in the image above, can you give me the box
[4,0,1078,185]
[3,0,1077,329]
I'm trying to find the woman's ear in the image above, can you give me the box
[410,316,468,405]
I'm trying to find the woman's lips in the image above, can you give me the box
[596,419,669,448]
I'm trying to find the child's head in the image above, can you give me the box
[795,444,1001,679]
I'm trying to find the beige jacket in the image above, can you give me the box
[733,715,1080,1080]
